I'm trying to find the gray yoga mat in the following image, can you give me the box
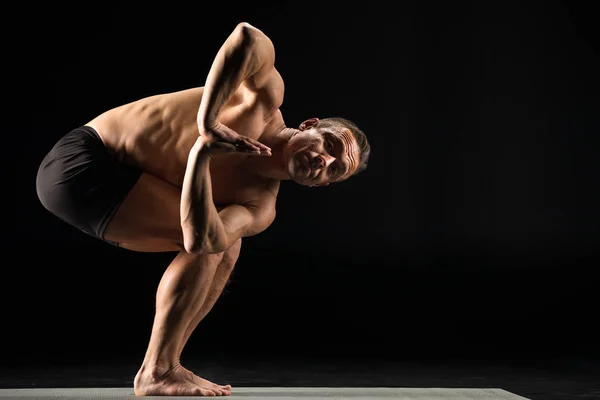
[0,387,530,399]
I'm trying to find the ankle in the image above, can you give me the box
[140,358,181,381]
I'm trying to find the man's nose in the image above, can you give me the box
[321,154,336,168]
[310,153,335,169]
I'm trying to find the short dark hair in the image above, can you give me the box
[319,117,370,175]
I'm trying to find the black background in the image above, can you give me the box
[4,0,599,372]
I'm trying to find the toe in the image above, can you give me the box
[201,388,217,396]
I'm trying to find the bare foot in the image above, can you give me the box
[180,366,232,396]
[134,363,229,396]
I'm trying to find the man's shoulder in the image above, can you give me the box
[238,189,277,235]
[242,67,285,113]
[248,179,280,210]
[245,180,279,219]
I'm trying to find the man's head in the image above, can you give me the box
[283,117,370,186]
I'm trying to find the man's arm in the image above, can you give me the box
[180,136,275,253]
[197,22,276,129]
[180,23,276,254]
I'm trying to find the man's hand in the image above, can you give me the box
[199,122,271,156]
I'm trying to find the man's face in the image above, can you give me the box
[284,118,361,186]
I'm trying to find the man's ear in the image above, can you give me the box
[299,118,320,131]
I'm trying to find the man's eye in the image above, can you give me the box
[326,141,333,153]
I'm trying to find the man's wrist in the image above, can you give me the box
[197,115,219,132]
[193,135,214,156]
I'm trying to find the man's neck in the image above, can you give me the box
[246,126,298,181]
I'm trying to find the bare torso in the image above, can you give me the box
[86,84,285,210]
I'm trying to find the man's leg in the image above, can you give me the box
[134,249,226,396]
[179,238,241,357]
[173,239,241,393]
[97,172,236,396]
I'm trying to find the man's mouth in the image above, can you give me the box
[296,152,311,178]
[303,154,313,178]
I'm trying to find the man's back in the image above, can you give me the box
[86,85,284,200]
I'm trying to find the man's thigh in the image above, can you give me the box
[103,172,184,252]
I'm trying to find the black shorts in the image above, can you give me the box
[36,126,142,247]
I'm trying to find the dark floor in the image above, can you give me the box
[1,354,599,400]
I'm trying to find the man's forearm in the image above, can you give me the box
[180,138,227,254]
[197,23,266,129]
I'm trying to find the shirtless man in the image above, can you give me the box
[36,22,370,396]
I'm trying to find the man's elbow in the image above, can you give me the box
[234,22,271,51]
[231,22,256,47]
[236,22,261,39]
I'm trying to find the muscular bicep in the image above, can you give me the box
[240,23,275,86]
[240,24,285,109]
